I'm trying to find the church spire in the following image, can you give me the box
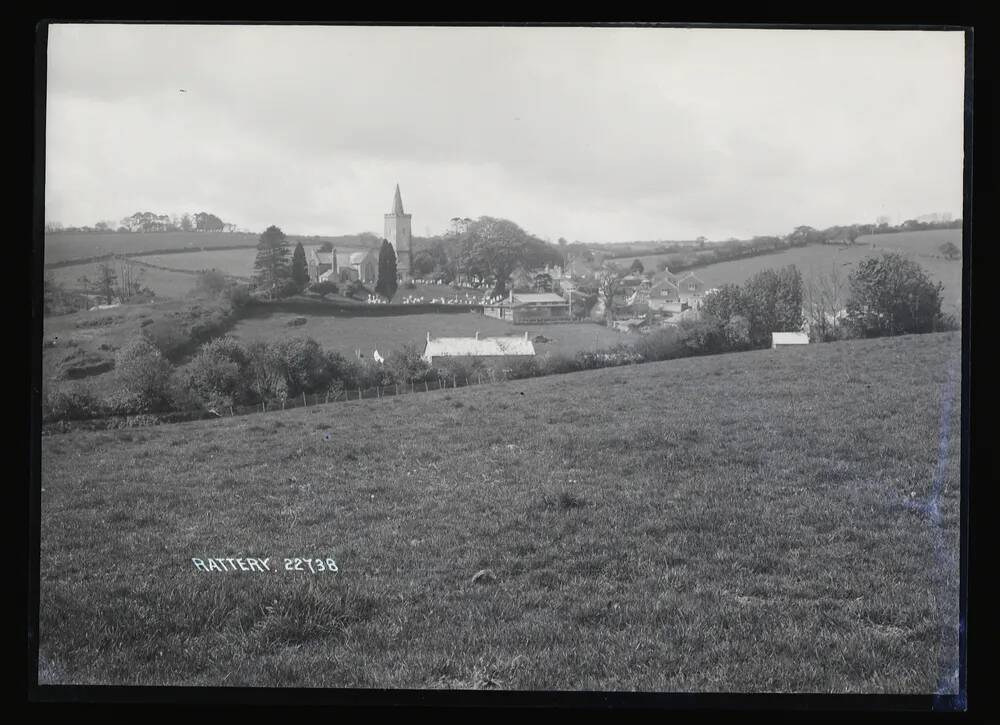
[391,184,405,215]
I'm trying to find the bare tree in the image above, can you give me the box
[803,262,847,342]
[598,269,621,327]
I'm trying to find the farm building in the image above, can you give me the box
[482,291,573,324]
[772,332,810,348]
[422,331,536,366]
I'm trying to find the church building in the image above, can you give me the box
[384,184,413,281]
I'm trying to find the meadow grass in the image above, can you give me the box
[638,230,963,316]
[229,310,638,359]
[38,332,961,692]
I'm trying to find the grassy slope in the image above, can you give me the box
[230,311,638,359]
[44,232,376,264]
[642,230,963,314]
[49,261,202,299]
[39,332,961,692]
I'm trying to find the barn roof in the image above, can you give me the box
[424,335,535,358]
[511,293,567,305]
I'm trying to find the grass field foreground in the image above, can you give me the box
[38,332,962,692]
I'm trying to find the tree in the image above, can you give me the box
[630,259,645,274]
[533,272,553,293]
[375,238,399,301]
[114,337,173,412]
[742,265,804,346]
[195,212,226,232]
[939,241,961,261]
[803,263,848,342]
[696,236,707,249]
[291,242,309,292]
[845,253,944,337]
[597,270,621,326]
[79,262,118,305]
[180,214,194,232]
[456,217,532,296]
[318,241,334,253]
[252,225,292,297]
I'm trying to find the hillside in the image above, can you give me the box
[665,230,963,315]
[39,332,961,691]
[44,231,379,265]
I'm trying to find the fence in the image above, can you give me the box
[41,373,499,434]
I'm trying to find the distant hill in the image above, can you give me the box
[43,231,379,265]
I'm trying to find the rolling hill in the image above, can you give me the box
[39,331,961,691]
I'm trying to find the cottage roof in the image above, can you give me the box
[772,332,809,345]
[649,278,680,295]
[349,250,372,264]
[311,250,335,266]
[424,335,535,358]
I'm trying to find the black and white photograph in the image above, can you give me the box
[34,23,968,699]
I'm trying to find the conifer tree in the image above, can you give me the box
[375,239,398,302]
[291,242,309,291]
[252,225,291,296]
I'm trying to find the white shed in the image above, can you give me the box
[771,332,810,349]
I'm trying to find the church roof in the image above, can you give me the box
[391,184,405,215]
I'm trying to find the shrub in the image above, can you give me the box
[309,281,339,296]
[114,337,174,411]
[228,284,252,311]
[723,314,752,350]
[537,352,579,376]
[273,278,301,299]
[383,342,434,385]
[632,327,683,362]
[193,269,228,298]
[845,253,946,337]
[675,317,726,356]
[506,357,540,380]
[43,385,109,421]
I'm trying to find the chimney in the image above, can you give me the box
[524,331,529,341]
[509,289,513,303]
[426,331,431,343]
[475,330,479,340]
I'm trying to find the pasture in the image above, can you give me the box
[48,260,202,299]
[229,311,637,359]
[678,230,963,315]
[38,331,961,691]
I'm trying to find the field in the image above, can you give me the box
[139,249,259,277]
[44,231,261,264]
[229,310,638,359]
[38,331,961,691]
[683,230,963,315]
[44,232,376,265]
[48,261,203,299]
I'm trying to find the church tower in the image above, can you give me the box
[384,184,412,280]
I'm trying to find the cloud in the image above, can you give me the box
[44,25,966,241]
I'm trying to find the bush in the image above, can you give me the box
[675,317,726,356]
[43,385,109,421]
[344,280,369,299]
[845,253,946,337]
[193,269,228,298]
[536,353,580,376]
[228,284,252,311]
[114,337,174,411]
[506,357,540,380]
[632,327,683,362]
[383,342,434,385]
[309,281,339,296]
[273,278,301,299]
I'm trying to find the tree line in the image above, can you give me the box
[45,211,238,234]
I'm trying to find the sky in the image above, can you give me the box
[45,25,966,243]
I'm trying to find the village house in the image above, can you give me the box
[647,278,688,314]
[483,291,573,324]
[676,272,707,301]
[422,331,536,366]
